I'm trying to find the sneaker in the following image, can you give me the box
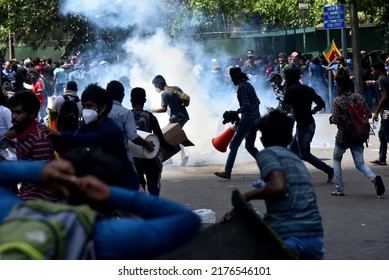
[374,175,385,197]
[331,190,345,196]
[214,171,231,180]
[327,171,334,183]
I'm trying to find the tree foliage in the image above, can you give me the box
[0,0,134,59]
[0,0,388,58]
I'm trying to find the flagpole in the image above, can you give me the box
[327,29,333,110]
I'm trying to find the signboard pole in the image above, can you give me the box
[349,0,363,97]
[341,28,347,58]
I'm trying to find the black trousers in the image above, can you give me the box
[134,157,163,196]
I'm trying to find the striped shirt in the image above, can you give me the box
[256,146,323,239]
[16,120,57,202]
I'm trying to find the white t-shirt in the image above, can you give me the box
[51,92,82,116]
[0,106,13,135]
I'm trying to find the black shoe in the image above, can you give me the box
[214,171,231,180]
[327,172,334,183]
[374,175,385,197]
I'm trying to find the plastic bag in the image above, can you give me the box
[193,209,216,223]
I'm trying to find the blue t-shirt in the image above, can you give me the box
[53,67,67,84]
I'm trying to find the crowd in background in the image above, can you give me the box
[1,48,389,260]
[198,49,389,112]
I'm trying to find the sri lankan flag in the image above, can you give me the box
[322,39,341,62]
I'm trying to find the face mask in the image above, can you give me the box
[82,109,98,124]
[155,87,162,93]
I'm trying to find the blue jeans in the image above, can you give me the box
[289,122,333,175]
[225,117,259,173]
[283,236,324,260]
[333,140,375,192]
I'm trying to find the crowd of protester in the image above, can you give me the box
[1,48,389,260]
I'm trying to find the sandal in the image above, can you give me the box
[331,191,345,196]
[370,159,387,165]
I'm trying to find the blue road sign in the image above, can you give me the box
[324,13,345,21]
[324,21,345,29]
[323,4,345,13]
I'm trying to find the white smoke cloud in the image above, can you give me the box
[60,0,271,166]
[61,0,165,30]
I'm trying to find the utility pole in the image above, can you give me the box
[348,0,363,96]
[8,29,14,61]
[299,3,309,55]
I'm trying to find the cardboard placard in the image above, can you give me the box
[160,123,194,161]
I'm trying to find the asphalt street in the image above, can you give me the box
[158,113,389,260]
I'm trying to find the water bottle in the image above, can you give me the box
[371,122,377,135]
[0,139,17,161]
[4,148,17,161]
[383,110,389,120]
[252,179,266,189]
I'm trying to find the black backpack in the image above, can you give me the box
[132,110,151,132]
[57,95,80,132]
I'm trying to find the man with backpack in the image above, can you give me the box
[131,87,179,196]
[106,80,154,166]
[51,81,82,132]
[151,75,190,166]
[330,71,385,197]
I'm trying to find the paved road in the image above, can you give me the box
[158,114,389,260]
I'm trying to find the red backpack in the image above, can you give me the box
[342,95,370,145]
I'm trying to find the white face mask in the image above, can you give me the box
[82,109,99,124]
[155,87,162,93]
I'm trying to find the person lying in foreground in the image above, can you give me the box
[0,159,201,259]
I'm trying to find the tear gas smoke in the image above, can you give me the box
[61,1,334,166]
